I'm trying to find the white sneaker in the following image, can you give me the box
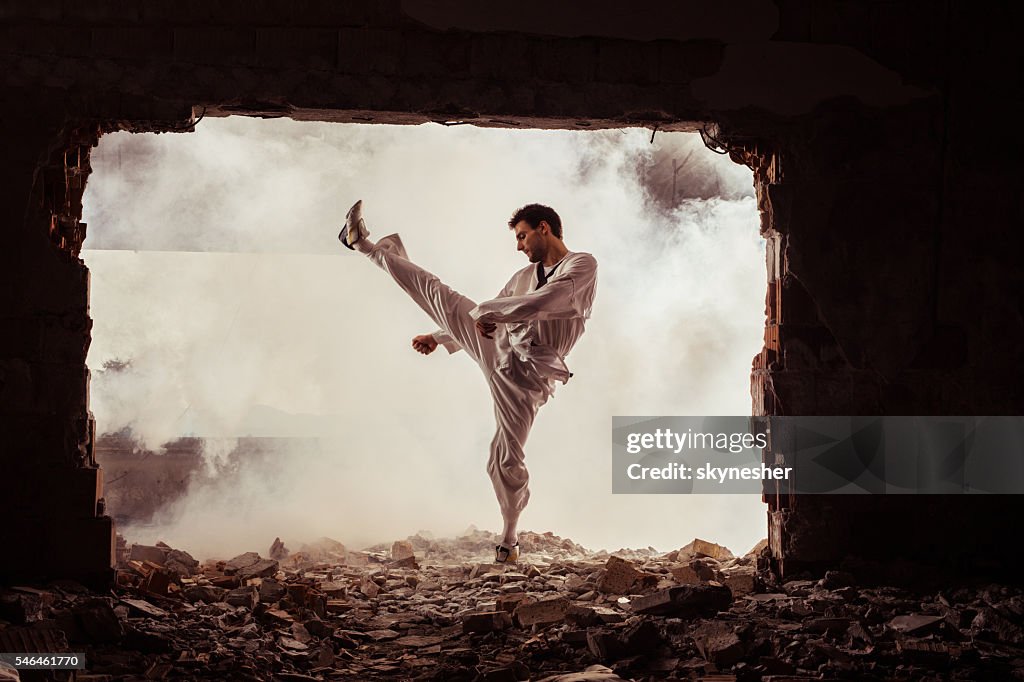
[495,543,520,564]
[339,199,369,250]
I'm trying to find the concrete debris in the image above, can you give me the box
[284,537,348,568]
[225,585,258,609]
[514,596,569,627]
[1,531,1022,680]
[269,537,290,561]
[536,665,628,681]
[596,556,644,594]
[888,613,946,634]
[128,544,168,565]
[462,611,513,634]
[694,621,743,667]
[674,538,735,562]
[391,540,416,561]
[721,566,756,597]
[236,558,280,580]
[223,552,261,574]
[631,584,732,616]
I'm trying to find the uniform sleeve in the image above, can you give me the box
[429,329,462,354]
[469,254,597,324]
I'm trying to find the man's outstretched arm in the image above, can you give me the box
[417,330,461,354]
[471,254,597,325]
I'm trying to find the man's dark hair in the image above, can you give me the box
[508,204,563,239]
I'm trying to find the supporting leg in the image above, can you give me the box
[486,360,552,549]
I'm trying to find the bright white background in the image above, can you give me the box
[82,117,768,560]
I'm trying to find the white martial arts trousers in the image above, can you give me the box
[363,234,552,522]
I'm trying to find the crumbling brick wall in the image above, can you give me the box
[1,0,1021,583]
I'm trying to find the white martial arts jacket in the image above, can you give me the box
[434,251,598,388]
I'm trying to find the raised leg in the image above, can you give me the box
[362,234,496,368]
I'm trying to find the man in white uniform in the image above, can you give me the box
[340,200,597,563]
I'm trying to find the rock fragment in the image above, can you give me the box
[596,556,641,594]
[463,611,513,633]
[515,596,570,626]
[631,584,732,616]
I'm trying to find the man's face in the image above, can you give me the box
[513,220,547,263]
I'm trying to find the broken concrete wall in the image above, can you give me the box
[0,0,1022,583]
[745,4,1024,572]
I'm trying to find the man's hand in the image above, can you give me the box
[476,320,497,339]
[411,334,438,355]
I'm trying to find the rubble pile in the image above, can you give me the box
[0,532,1022,681]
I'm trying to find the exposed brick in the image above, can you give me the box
[337,27,401,75]
[658,39,725,83]
[0,318,41,360]
[514,596,569,627]
[469,34,531,81]
[29,363,90,416]
[256,27,336,70]
[0,0,1021,597]
[400,30,471,78]
[597,556,641,594]
[586,82,663,119]
[208,0,290,26]
[0,0,62,23]
[496,593,531,613]
[62,0,140,24]
[722,568,756,596]
[780,324,848,370]
[8,462,101,519]
[226,586,259,609]
[670,558,719,583]
[695,621,744,667]
[0,26,92,57]
[288,0,405,28]
[56,365,91,420]
[462,610,512,634]
[51,466,102,518]
[129,544,167,564]
[92,27,173,60]
[0,414,76,464]
[586,631,624,662]
[236,558,279,580]
[597,39,659,84]
[173,27,257,66]
[0,359,34,412]
[390,540,414,561]
[138,0,215,25]
[532,37,596,83]
[631,584,732,617]
[44,516,116,578]
[143,0,290,26]
[38,313,91,364]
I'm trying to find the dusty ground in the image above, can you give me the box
[1,530,1023,681]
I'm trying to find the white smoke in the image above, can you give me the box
[82,118,767,559]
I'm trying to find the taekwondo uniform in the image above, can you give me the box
[362,233,598,527]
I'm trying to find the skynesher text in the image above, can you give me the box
[627,462,793,482]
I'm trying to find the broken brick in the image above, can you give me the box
[463,610,513,633]
[225,586,258,609]
[597,556,642,594]
[515,596,570,627]
[631,584,731,617]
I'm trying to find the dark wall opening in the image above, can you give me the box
[1,0,1022,586]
